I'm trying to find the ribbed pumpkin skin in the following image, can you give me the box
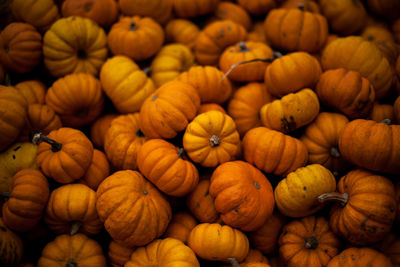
[79,149,110,191]
[11,0,59,30]
[321,36,393,99]
[125,238,200,267]
[164,212,197,244]
[338,119,400,174]
[43,16,108,77]
[316,68,375,119]
[2,169,49,232]
[215,2,252,31]
[0,218,24,267]
[241,249,270,265]
[274,164,336,218]
[195,20,247,66]
[96,170,172,247]
[369,102,395,123]
[137,139,199,197]
[104,113,147,171]
[279,216,341,267]
[264,52,322,97]
[328,169,396,246]
[38,234,107,267]
[237,0,277,16]
[107,16,164,61]
[327,247,392,267]
[260,88,320,133]
[243,127,308,177]
[264,8,328,53]
[44,183,103,235]
[165,19,200,50]
[108,241,135,267]
[0,22,42,73]
[300,112,350,175]
[281,0,320,13]
[14,80,46,105]
[100,56,155,113]
[177,65,232,104]
[228,83,275,136]
[210,161,275,231]
[186,179,219,223]
[173,0,219,18]
[0,85,28,151]
[90,113,118,149]
[188,223,249,262]
[119,0,172,24]
[36,127,94,184]
[139,80,200,139]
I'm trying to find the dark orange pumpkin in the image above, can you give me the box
[164,19,200,50]
[186,179,219,223]
[172,0,219,19]
[90,113,118,149]
[108,240,135,267]
[327,247,392,267]
[369,101,395,124]
[164,212,197,244]
[14,80,46,105]
[119,0,172,25]
[237,0,277,16]
[0,218,24,267]
[214,2,252,31]
[79,149,110,190]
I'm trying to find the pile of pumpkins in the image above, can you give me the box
[1,0,400,266]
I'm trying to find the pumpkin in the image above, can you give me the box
[139,80,200,139]
[137,138,199,197]
[264,8,328,53]
[281,0,320,13]
[0,63,4,84]
[326,247,392,267]
[11,0,59,31]
[362,25,395,43]
[219,41,274,82]
[209,160,274,231]
[375,40,400,67]
[195,20,247,66]
[188,223,249,263]
[246,21,268,43]
[34,127,94,184]
[90,113,118,149]
[249,212,286,255]
[79,149,110,190]
[338,119,400,174]
[237,0,277,16]
[2,169,49,232]
[319,0,367,35]
[150,43,195,88]
[369,102,395,124]
[259,88,320,133]
[14,80,46,105]
[228,83,275,136]
[264,52,322,97]
[274,164,336,218]
[45,183,103,235]
[38,233,107,267]
[393,18,400,43]
[198,103,226,114]
[0,218,24,267]
[214,2,252,31]
[183,111,240,168]
[0,22,42,73]
[378,233,400,266]
[107,16,164,61]
[321,36,393,99]
[108,241,135,267]
[125,237,200,267]
[395,96,400,124]
[164,212,197,244]
[119,0,172,24]
[316,68,375,119]
[241,249,270,265]
[318,168,396,245]
[186,179,219,223]
[177,65,233,104]
[367,0,400,20]
[61,0,118,28]
[165,19,200,50]
[300,112,351,175]
[279,216,341,267]
[104,113,147,170]
[243,127,308,177]
[100,55,155,113]
[96,170,172,247]
[0,86,28,151]
[172,0,219,18]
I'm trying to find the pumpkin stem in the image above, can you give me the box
[317,192,349,207]
[382,119,391,125]
[221,51,282,81]
[209,135,221,147]
[136,128,144,137]
[66,258,78,267]
[70,221,82,235]
[237,41,249,52]
[129,20,138,30]
[142,66,151,76]
[31,131,62,152]
[177,147,184,158]
[330,147,341,158]
[227,257,240,267]
[304,236,319,249]
[297,3,305,11]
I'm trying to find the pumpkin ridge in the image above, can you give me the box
[295,9,305,50]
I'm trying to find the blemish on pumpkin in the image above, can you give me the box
[360,218,369,230]
[204,190,209,196]
[254,181,260,189]
[152,94,158,101]
[351,254,356,261]
[84,2,94,12]
[216,28,225,40]
[143,190,148,195]
[303,186,307,191]
[196,202,200,208]
[12,154,15,160]
[281,116,296,133]
[13,145,21,151]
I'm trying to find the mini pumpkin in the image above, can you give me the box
[79,149,110,190]
[164,212,197,244]
[327,247,392,267]
[369,101,395,124]
[108,241,135,267]
[237,0,277,16]
[172,0,219,18]
[0,218,24,267]
[119,0,172,24]
[14,80,46,105]
[0,22,42,73]
[183,111,240,168]
[214,2,252,31]
[165,19,200,50]
[210,160,275,231]
[281,0,320,13]
[186,179,219,223]
[198,103,226,114]
[90,113,118,149]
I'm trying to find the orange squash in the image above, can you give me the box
[165,19,200,50]
[164,212,197,244]
[90,113,118,149]
[79,149,110,190]
[237,0,277,16]
[327,247,392,267]
[369,101,395,124]
[108,240,135,267]
[186,179,219,223]
[14,80,46,105]
[172,0,219,19]
[0,218,24,267]
[118,0,172,24]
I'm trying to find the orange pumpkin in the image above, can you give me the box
[369,101,395,124]
[198,103,226,114]
[0,218,24,267]
[96,170,172,247]
[210,160,275,231]
[394,96,400,124]
[119,0,172,24]
[90,113,118,149]
[0,22,42,73]
[172,0,219,18]
[281,0,320,13]
[246,21,268,43]
[241,249,270,265]
[214,2,252,31]
[108,240,135,267]
[79,149,110,190]
[186,179,219,223]
[378,232,400,267]
[137,139,199,197]
[237,0,277,15]
[327,247,392,267]
[14,80,46,105]
[164,212,197,244]
[165,19,200,50]
[107,16,164,61]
